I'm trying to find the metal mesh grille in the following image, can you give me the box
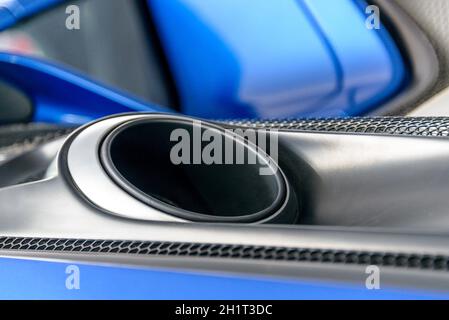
[1,237,448,271]
[3,118,449,270]
[223,117,449,137]
[0,123,74,164]
[0,123,73,148]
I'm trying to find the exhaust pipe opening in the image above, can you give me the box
[100,117,297,223]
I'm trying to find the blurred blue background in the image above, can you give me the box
[0,0,406,124]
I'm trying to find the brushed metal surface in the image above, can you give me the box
[1,114,449,260]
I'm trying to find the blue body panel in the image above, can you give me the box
[0,53,167,124]
[0,0,406,123]
[303,0,405,116]
[0,257,447,300]
[149,0,405,118]
[0,0,423,300]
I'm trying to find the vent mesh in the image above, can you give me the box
[0,123,74,164]
[3,118,449,271]
[0,237,448,271]
[223,117,449,137]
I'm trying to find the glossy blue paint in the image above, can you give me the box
[0,0,435,301]
[0,257,447,300]
[0,0,169,124]
[0,0,406,123]
[0,53,168,124]
[303,0,406,116]
[149,0,405,118]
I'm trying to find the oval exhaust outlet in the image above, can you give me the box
[100,116,298,223]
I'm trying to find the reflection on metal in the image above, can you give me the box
[276,130,449,228]
[0,138,65,187]
[67,114,183,222]
[2,114,449,242]
[409,87,449,116]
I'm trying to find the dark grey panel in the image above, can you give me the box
[0,81,32,124]
[394,0,449,106]
[367,0,439,115]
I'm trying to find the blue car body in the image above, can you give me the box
[1,0,439,300]
[150,0,405,119]
[0,0,405,124]
[1,257,446,300]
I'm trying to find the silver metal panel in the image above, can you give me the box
[0,169,449,258]
[66,114,183,222]
[1,114,449,260]
[277,131,449,228]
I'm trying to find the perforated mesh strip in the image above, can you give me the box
[1,237,448,271]
[0,123,73,148]
[223,117,449,137]
[0,123,74,163]
[4,118,449,270]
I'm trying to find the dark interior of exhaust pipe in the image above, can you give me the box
[101,118,295,223]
